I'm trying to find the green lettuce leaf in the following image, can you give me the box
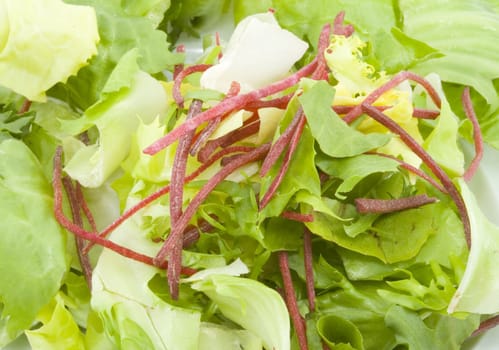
[25,294,85,350]
[0,139,67,343]
[0,0,99,101]
[63,50,169,188]
[385,305,478,350]
[51,0,181,110]
[400,0,499,104]
[448,180,499,314]
[91,215,201,349]
[191,274,290,350]
[299,80,390,157]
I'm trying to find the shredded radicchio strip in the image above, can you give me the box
[355,194,437,214]
[343,71,442,124]
[167,99,203,299]
[412,108,440,119]
[370,152,447,194]
[61,177,93,288]
[190,82,242,155]
[462,87,484,182]
[143,57,318,155]
[333,11,354,37]
[278,251,309,350]
[303,229,316,312]
[75,183,98,233]
[260,114,306,209]
[361,103,471,247]
[153,143,271,287]
[281,211,314,223]
[260,108,304,177]
[311,23,331,81]
[173,64,212,108]
[182,219,215,247]
[471,314,499,337]
[52,147,197,275]
[173,45,186,80]
[244,93,293,110]
[18,99,32,114]
[198,120,260,162]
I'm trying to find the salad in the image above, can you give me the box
[1,0,499,349]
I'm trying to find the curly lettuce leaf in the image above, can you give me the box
[0,139,67,344]
[63,50,169,188]
[25,294,85,350]
[0,0,99,101]
[51,0,181,110]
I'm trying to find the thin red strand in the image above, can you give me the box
[462,87,483,182]
[278,251,309,350]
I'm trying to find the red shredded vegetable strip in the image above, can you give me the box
[278,251,309,350]
[462,87,484,182]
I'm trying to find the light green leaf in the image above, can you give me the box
[401,0,499,104]
[51,0,181,110]
[0,0,99,101]
[448,180,499,314]
[63,51,169,188]
[0,139,67,340]
[199,323,263,350]
[299,80,390,157]
[316,154,400,199]
[191,274,290,350]
[91,216,201,350]
[317,314,364,350]
[25,294,85,350]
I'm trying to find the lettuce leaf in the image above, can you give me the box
[91,213,201,349]
[448,180,499,314]
[25,294,85,350]
[0,0,99,101]
[63,50,169,188]
[0,139,67,344]
[191,274,290,350]
[400,0,499,104]
[51,0,181,110]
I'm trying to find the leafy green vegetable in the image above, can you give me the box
[0,0,99,101]
[191,274,290,350]
[299,80,391,157]
[0,139,67,344]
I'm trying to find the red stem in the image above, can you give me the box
[278,251,309,350]
[167,100,203,299]
[173,64,212,108]
[260,108,304,177]
[471,314,499,337]
[462,87,483,182]
[259,114,306,209]
[281,211,314,223]
[143,57,318,155]
[355,194,437,214]
[62,177,93,288]
[303,229,316,312]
